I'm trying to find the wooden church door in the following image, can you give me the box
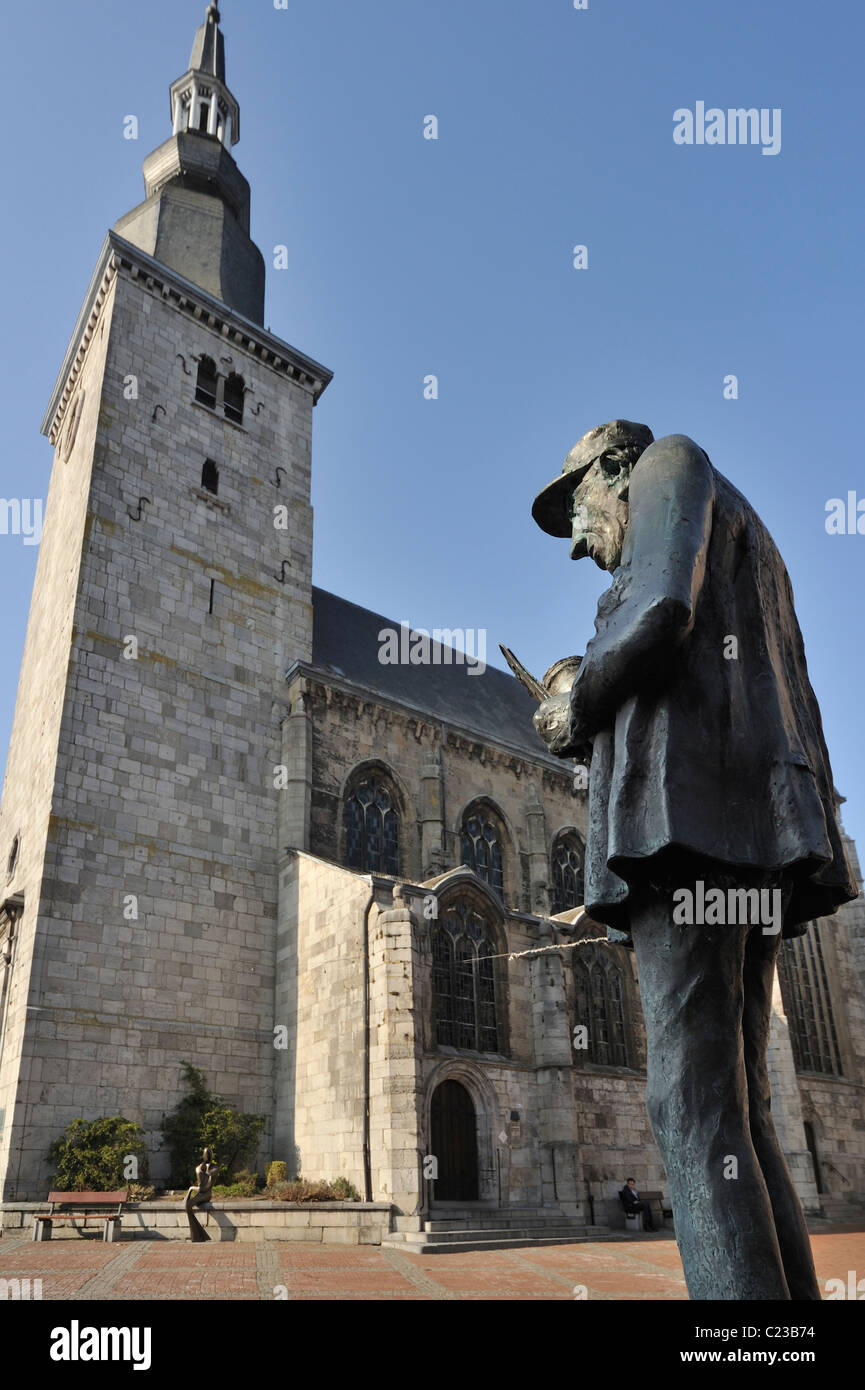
[430,1079,479,1201]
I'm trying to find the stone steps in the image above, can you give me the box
[383,1218,615,1254]
[424,1215,587,1232]
[817,1196,865,1222]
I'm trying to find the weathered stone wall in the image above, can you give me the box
[841,833,865,1005]
[0,248,319,1198]
[411,881,587,1214]
[565,943,666,1222]
[796,1073,865,1198]
[305,679,586,916]
[0,267,117,1199]
[793,903,865,1202]
[766,974,820,1211]
[275,852,379,1198]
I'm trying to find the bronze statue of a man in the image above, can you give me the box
[531,421,857,1300]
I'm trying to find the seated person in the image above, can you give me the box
[619,1178,655,1231]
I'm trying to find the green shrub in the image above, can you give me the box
[265,1176,362,1203]
[266,1161,288,1187]
[330,1176,361,1202]
[126,1183,156,1202]
[161,1063,266,1186]
[212,1176,260,1199]
[47,1117,147,1191]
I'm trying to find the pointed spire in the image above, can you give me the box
[168,1,238,147]
[190,4,225,84]
[115,4,264,323]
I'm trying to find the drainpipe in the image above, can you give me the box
[362,879,376,1203]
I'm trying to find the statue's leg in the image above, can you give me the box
[630,890,790,1300]
[742,927,821,1300]
[184,1188,210,1242]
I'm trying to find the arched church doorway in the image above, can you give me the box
[431,1079,479,1201]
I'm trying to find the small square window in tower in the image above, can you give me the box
[201,459,219,495]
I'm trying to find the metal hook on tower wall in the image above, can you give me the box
[273,467,287,488]
[176,354,191,376]
[152,404,166,422]
[128,497,151,522]
[275,560,291,583]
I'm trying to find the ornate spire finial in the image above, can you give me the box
[207,4,220,21]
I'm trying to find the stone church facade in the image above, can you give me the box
[1,7,863,1238]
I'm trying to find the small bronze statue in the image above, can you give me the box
[184,1147,218,1242]
[530,420,857,1300]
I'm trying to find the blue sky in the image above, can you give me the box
[1,0,863,859]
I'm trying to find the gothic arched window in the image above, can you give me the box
[344,773,399,876]
[573,948,629,1068]
[778,927,842,1076]
[432,898,500,1053]
[551,831,584,913]
[460,806,504,898]
[195,356,218,409]
[224,373,245,425]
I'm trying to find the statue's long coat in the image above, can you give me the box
[569,435,857,935]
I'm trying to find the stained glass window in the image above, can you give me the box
[432,900,500,1054]
[573,948,629,1067]
[461,811,504,897]
[551,833,584,913]
[345,775,399,876]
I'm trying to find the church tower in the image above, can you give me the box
[0,5,331,1198]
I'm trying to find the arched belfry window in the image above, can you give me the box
[432,897,500,1053]
[345,772,399,876]
[224,373,245,425]
[201,459,219,495]
[460,805,504,898]
[573,947,629,1068]
[195,356,218,409]
[551,831,584,913]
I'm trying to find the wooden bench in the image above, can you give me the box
[619,1188,671,1231]
[32,1190,128,1243]
[641,1189,671,1228]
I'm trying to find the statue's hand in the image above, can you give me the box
[533,693,577,757]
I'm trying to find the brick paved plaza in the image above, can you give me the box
[1,1227,863,1301]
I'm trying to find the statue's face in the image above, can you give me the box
[569,452,631,571]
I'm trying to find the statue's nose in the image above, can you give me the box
[570,503,590,560]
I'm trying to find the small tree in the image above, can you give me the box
[162,1062,266,1185]
[47,1117,147,1191]
[266,1161,288,1188]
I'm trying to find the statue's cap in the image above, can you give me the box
[532,420,654,537]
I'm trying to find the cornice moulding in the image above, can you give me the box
[42,232,333,442]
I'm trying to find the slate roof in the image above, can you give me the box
[310,587,559,765]
[190,7,226,83]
